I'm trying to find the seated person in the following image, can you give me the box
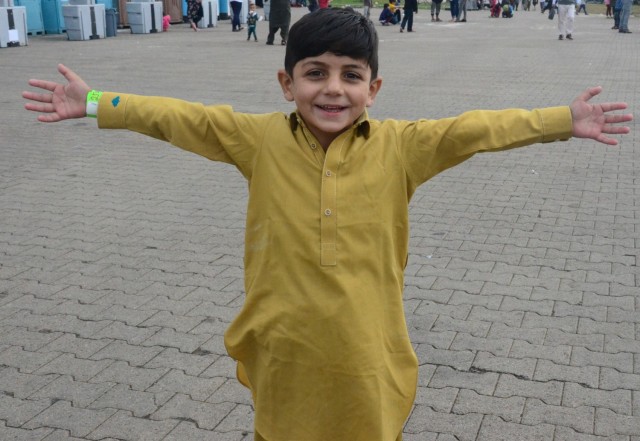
[501,2,513,16]
[379,3,398,24]
[389,0,402,22]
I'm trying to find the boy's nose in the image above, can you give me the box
[324,76,343,95]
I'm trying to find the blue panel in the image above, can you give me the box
[15,0,45,33]
[95,0,112,10]
[41,0,65,33]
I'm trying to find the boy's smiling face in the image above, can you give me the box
[278,52,383,150]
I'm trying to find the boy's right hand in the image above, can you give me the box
[23,64,91,123]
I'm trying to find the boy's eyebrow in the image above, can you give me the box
[300,59,368,70]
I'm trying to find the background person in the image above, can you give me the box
[230,0,244,32]
[557,0,576,40]
[266,0,291,44]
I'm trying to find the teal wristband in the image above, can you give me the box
[86,90,103,118]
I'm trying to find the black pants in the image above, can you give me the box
[267,25,288,44]
[400,9,414,30]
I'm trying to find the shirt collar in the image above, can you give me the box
[289,110,371,139]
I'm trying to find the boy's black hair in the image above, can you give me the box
[284,8,379,80]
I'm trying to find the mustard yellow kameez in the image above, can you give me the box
[98,92,572,441]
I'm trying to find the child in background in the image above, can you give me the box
[23,8,631,441]
[162,14,171,31]
[379,3,398,24]
[246,3,259,41]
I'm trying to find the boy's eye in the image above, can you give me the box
[306,70,325,78]
[344,72,362,81]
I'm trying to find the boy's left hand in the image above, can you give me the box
[570,86,633,145]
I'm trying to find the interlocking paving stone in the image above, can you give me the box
[0,421,53,441]
[494,374,563,405]
[595,408,640,437]
[563,382,632,415]
[149,370,226,402]
[87,410,178,441]
[452,389,525,422]
[22,400,116,438]
[163,421,247,441]
[476,415,555,441]
[150,393,236,430]
[29,375,115,408]
[88,384,158,418]
[554,426,630,441]
[89,361,169,391]
[522,398,596,433]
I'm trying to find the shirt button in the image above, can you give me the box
[324,209,332,216]
[310,143,317,149]
[325,170,332,177]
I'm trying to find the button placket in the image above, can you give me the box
[320,141,344,266]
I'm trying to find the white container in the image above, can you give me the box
[0,6,28,46]
[67,0,95,4]
[62,3,106,40]
[198,0,217,28]
[126,1,162,33]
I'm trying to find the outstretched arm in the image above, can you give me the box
[23,64,91,123]
[570,86,633,146]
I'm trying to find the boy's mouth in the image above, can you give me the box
[317,105,346,113]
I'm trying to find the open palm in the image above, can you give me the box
[23,64,91,123]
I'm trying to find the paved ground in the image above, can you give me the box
[1,5,639,441]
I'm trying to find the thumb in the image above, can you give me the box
[58,64,82,84]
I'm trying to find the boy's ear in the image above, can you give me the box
[366,77,383,108]
[277,69,295,102]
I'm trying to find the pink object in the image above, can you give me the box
[163,15,171,31]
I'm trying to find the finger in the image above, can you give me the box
[58,64,81,84]
[595,134,618,146]
[602,125,631,135]
[600,102,629,113]
[22,90,52,103]
[24,102,55,113]
[605,113,633,124]
[576,86,603,103]
[37,113,62,123]
[27,78,59,92]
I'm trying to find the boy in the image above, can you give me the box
[22,8,631,441]
[246,2,259,41]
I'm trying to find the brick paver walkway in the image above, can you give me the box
[1,6,638,440]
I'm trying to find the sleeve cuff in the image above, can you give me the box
[536,106,574,143]
[97,92,129,129]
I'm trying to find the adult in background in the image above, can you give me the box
[617,0,632,32]
[449,0,459,21]
[186,0,203,31]
[363,0,372,18]
[266,0,291,45]
[230,0,244,31]
[458,0,468,21]
[431,0,443,20]
[612,0,621,28]
[400,0,417,31]
[557,0,575,40]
